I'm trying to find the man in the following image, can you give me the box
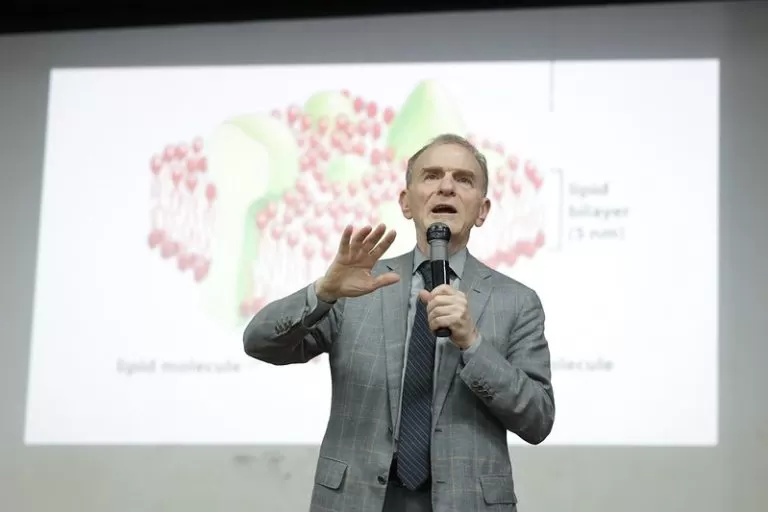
[243,133,555,512]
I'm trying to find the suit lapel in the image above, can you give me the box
[432,252,493,428]
[381,252,413,431]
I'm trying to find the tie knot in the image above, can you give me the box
[417,260,452,291]
[417,261,432,290]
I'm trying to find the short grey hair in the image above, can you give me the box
[405,133,489,196]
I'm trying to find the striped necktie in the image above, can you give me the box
[397,260,439,491]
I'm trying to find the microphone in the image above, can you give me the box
[426,222,452,338]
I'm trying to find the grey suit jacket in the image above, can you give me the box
[243,249,555,512]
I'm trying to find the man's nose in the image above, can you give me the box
[438,176,456,194]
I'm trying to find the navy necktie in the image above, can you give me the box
[397,260,439,491]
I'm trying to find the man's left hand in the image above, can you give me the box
[419,285,478,350]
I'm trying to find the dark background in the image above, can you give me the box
[1,0,714,34]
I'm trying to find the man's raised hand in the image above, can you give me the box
[315,224,399,302]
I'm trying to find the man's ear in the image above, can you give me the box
[474,197,491,227]
[399,189,413,220]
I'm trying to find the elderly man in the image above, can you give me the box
[243,133,555,512]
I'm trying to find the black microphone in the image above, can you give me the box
[426,222,452,338]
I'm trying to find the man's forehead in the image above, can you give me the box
[414,143,482,174]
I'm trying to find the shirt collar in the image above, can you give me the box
[412,245,467,280]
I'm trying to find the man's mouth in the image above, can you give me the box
[431,204,458,214]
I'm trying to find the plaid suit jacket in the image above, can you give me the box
[243,250,555,512]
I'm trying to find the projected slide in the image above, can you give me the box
[26,60,719,446]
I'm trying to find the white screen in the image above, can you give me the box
[25,59,719,446]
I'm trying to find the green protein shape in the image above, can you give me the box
[225,113,300,196]
[303,91,357,129]
[199,121,276,328]
[386,79,466,162]
[325,154,370,183]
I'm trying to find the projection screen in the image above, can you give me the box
[25,59,718,446]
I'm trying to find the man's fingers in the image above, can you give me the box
[428,311,456,330]
[369,228,397,260]
[425,297,448,314]
[349,225,373,254]
[431,284,458,296]
[361,224,386,253]
[421,288,463,312]
[428,303,455,318]
[373,272,400,289]
[337,225,354,257]
[420,290,460,307]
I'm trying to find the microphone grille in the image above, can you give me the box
[427,222,451,242]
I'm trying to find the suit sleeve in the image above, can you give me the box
[242,283,344,365]
[458,288,555,445]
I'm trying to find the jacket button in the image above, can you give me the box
[377,475,387,485]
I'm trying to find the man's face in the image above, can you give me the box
[398,142,491,250]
